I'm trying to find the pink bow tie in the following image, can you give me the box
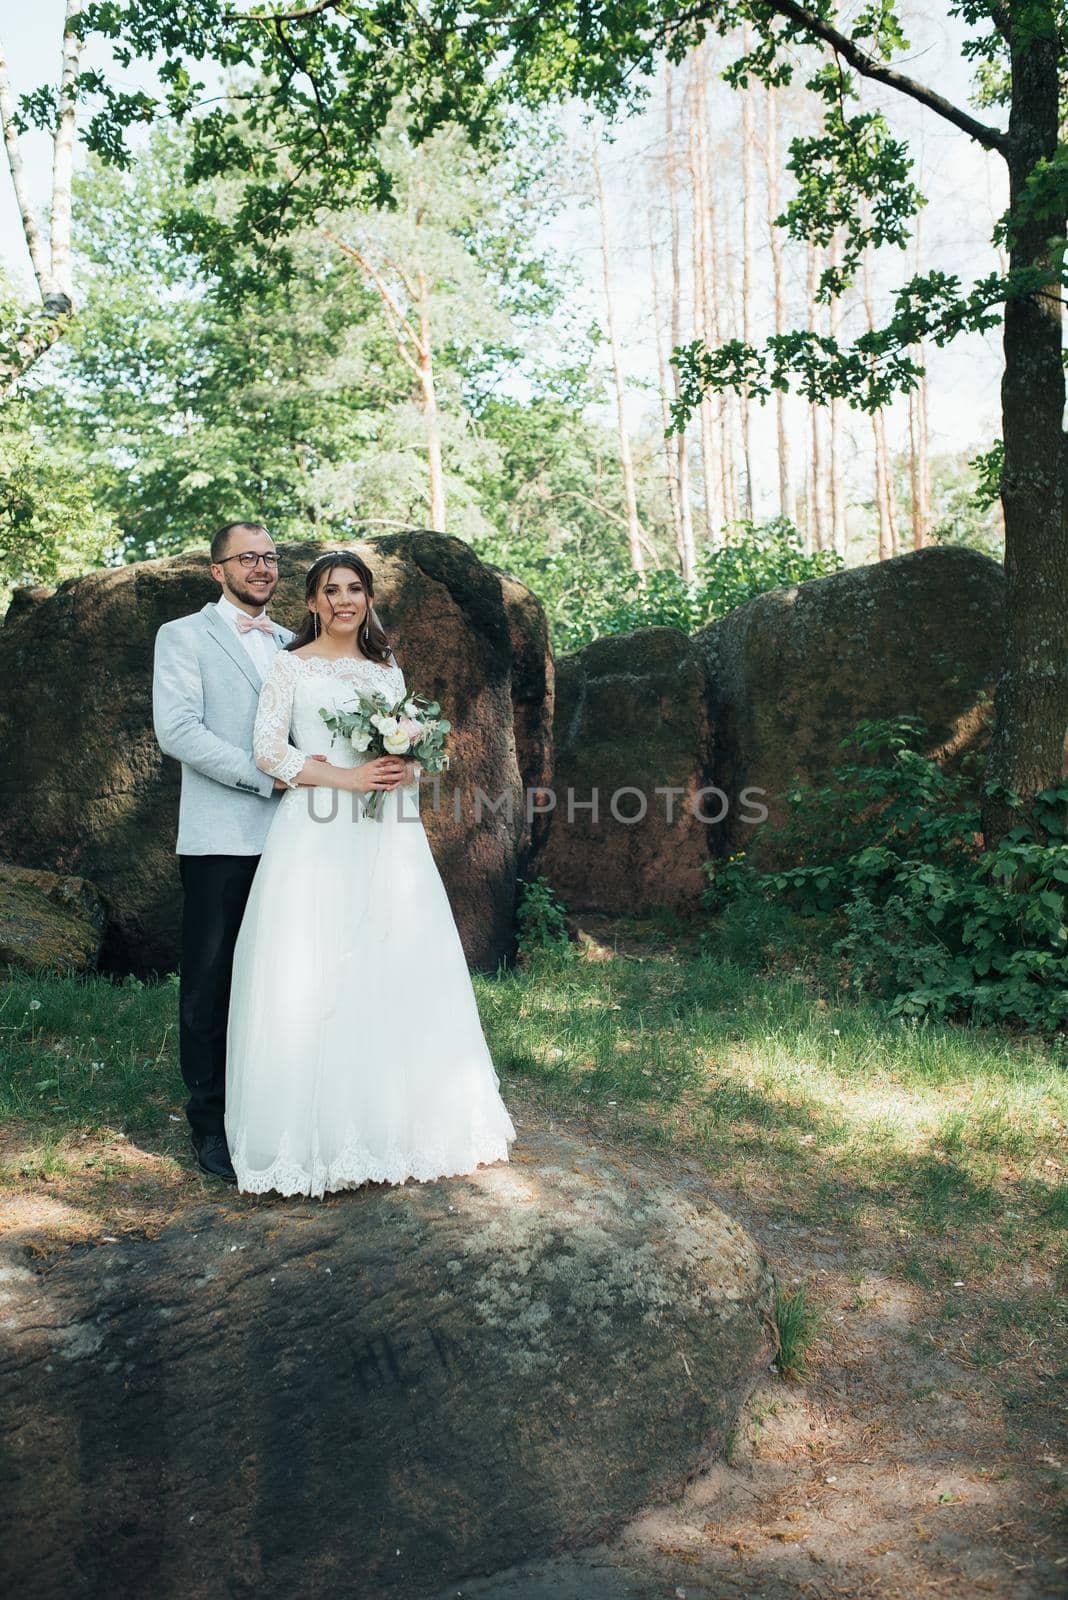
[235,615,274,635]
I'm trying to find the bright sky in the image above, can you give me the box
[1,1,1013,519]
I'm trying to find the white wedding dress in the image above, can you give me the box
[224,647,518,1198]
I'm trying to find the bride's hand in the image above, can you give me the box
[347,755,407,794]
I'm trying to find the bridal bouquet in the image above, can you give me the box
[319,688,451,820]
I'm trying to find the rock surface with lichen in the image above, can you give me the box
[531,547,1005,903]
[0,1126,776,1600]
[0,860,108,973]
[535,626,714,914]
[694,545,1005,863]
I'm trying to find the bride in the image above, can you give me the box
[224,549,518,1198]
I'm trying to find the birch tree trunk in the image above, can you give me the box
[0,1,84,392]
[49,0,83,307]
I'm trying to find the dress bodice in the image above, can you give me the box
[253,650,407,785]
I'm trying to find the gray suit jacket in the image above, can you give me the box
[152,602,296,856]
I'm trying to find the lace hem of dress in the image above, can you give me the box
[290,654,400,677]
[230,1123,517,1200]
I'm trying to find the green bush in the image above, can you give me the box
[703,718,1068,1032]
[515,874,574,959]
[480,516,843,656]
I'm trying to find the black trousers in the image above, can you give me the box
[178,853,260,1138]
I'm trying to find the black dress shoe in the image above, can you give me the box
[191,1131,238,1185]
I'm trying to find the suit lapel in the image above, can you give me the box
[201,602,266,695]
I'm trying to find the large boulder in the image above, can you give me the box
[0,1125,777,1600]
[695,545,1005,861]
[530,548,1004,909]
[0,534,552,976]
[0,860,109,974]
[536,627,714,914]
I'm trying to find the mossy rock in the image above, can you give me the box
[536,626,713,914]
[695,546,1005,864]
[0,861,108,974]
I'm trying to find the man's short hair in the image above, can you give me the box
[210,522,271,565]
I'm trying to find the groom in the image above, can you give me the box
[153,521,310,1184]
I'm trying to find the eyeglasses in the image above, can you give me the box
[219,551,279,569]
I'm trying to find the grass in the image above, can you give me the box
[1,918,1065,1374]
[0,969,179,1137]
[773,1282,822,1380]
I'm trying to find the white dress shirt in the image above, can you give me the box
[216,592,278,680]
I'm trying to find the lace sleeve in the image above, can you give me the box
[253,653,308,789]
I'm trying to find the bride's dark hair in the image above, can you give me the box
[285,550,393,662]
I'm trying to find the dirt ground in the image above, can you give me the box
[428,1083,1068,1600]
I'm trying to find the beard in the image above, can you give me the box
[228,572,277,609]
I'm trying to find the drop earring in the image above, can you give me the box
[313,612,320,640]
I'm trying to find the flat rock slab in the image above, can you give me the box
[0,1127,776,1600]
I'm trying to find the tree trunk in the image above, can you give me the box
[739,21,756,520]
[690,49,721,547]
[715,139,742,532]
[666,62,696,579]
[910,203,931,550]
[594,141,646,581]
[49,0,83,306]
[916,352,931,547]
[828,227,847,557]
[766,78,796,527]
[416,270,446,534]
[862,231,893,559]
[983,4,1068,842]
[649,227,684,554]
[705,150,735,534]
[321,225,447,535]
[803,239,818,552]
[810,242,829,551]
[875,404,899,556]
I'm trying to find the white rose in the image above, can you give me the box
[383,730,411,755]
[349,729,372,753]
[371,714,399,735]
[403,699,419,718]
